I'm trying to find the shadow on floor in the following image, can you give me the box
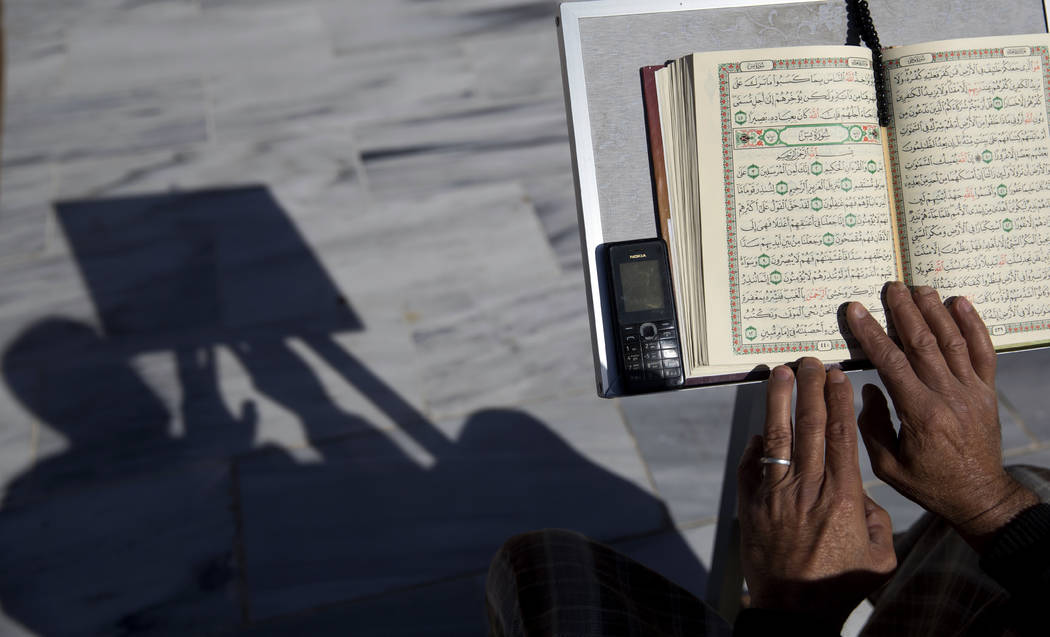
[0,186,707,635]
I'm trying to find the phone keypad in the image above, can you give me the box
[621,321,683,388]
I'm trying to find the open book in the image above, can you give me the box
[646,33,1050,381]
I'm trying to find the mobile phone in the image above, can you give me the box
[606,238,684,392]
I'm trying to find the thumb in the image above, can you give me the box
[863,494,897,572]
[858,384,901,483]
[863,494,893,546]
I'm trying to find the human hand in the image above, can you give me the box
[846,283,1039,550]
[738,359,896,627]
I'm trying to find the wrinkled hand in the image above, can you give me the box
[847,283,1039,550]
[738,359,896,627]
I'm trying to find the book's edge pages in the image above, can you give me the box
[882,130,906,282]
[883,33,1050,351]
[681,56,708,372]
[660,57,709,377]
[644,62,698,377]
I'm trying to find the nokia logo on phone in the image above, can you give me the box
[629,253,647,259]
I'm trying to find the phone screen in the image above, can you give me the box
[619,260,665,313]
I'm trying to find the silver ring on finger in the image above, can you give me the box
[759,456,791,466]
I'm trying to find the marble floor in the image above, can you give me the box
[1,1,1049,635]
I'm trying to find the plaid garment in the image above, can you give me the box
[487,465,1050,637]
[860,464,1050,637]
[486,529,732,637]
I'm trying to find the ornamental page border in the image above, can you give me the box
[719,57,880,356]
[885,45,1050,338]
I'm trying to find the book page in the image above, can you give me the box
[886,34,1050,349]
[694,46,897,366]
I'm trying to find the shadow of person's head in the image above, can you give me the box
[233,405,711,610]
[2,317,175,503]
[4,317,172,440]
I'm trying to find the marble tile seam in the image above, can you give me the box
[419,383,598,426]
[326,28,544,61]
[1003,438,1050,458]
[861,477,886,490]
[234,514,692,621]
[42,190,61,256]
[202,74,219,161]
[4,86,213,167]
[329,126,370,200]
[613,396,662,497]
[997,389,1041,444]
[520,190,569,268]
[4,416,46,493]
[358,133,570,170]
[51,146,207,201]
[224,518,717,632]
[0,452,237,513]
[29,415,40,467]
[228,459,254,626]
[0,229,48,270]
[59,3,334,69]
[351,93,566,143]
[225,419,435,466]
[675,515,719,531]
[6,135,212,169]
[0,154,58,195]
[5,76,209,114]
[856,438,1050,491]
[354,106,569,150]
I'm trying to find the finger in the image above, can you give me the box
[884,282,955,391]
[858,384,901,484]
[846,300,934,410]
[911,286,974,382]
[951,296,996,387]
[863,494,895,563]
[823,368,861,486]
[737,435,763,501]
[762,365,794,484]
[793,357,827,478]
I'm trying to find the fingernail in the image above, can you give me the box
[915,285,936,296]
[849,302,868,320]
[829,368,846,383]
[773,365,792,380]
[801,357,822,370]
[891,281,908,294]
[955,296,973,313]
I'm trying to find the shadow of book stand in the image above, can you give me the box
[0,184,712,634]
[558,0,1050,622]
